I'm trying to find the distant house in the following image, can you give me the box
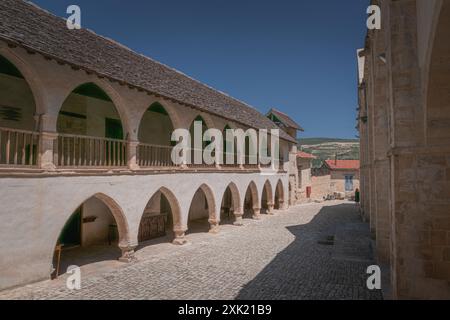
[311,159,360,200]
[297,151,315,201]
[266,108,304,139]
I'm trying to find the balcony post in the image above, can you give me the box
[38,131,58,171]
[127,140,140,170]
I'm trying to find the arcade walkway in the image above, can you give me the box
[0,201,382,300]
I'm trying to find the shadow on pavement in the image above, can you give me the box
[235,203,383,300]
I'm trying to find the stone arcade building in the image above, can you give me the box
[0,1,299,290]
[358,0,450,299]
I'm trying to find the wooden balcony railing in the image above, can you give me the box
[0,127,39,167]
[137,143,174,167]
[55,133,127,168]
[0,127,288,174]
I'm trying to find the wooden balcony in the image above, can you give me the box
[0,127,286,174]
[55,133,127,168]
[137,143,174,168]
[0,127,39,168]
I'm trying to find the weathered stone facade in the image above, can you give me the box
[358,0,450,299]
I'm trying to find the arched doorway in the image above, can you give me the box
[187,184,217,234]
[52,193,129,278]
[137,102,175,167]
[189,116,208,167]
[261,180,274,214]
[220,182,241,225]
[138,187,181,245]
[0,54,38,166]
[274,180,285,210]
[56,82,126,167]
[243,181,259,219]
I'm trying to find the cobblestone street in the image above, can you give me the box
[0,201,383,300]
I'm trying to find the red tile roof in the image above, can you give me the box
[297,151,316,159]
[324,160,360,170]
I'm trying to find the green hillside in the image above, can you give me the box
[298,137,360,168]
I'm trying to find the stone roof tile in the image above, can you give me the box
[0,0,297,142]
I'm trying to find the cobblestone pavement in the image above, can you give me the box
[0,201,383,300]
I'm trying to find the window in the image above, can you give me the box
[345,175,354,192]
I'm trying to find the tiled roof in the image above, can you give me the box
[297,151,316,159]
[324,160,360,170]
[0,0,296,143]
[267,108,304,131]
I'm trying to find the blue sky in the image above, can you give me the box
[32,0,369,139]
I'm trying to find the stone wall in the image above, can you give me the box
[357,0,450,299]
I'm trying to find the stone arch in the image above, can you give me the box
[243,181,259,219]
[198,183,217,220]
[274,179,285,210]
[0,52,40,132]
[220,182,241,224]
[137,101,177,145]
[187,183,218,234]
[56,80,131,138]
[93,193,131,247]
[49,192,131,277]
[137,187,182,244]
[425,0,450,146]
[0,47,46,117]
[186,112,215,131]
[261,180,274,214]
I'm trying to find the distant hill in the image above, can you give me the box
[298,137,359,145]
[298,137,360,168]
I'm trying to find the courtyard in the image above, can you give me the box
[0,201,383,300]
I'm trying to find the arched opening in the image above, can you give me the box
[189,116,209,166]
[56,83,126,167]
[0,54,38,166]
[426,2,450,146]
[422,1,450,286]
[274,180,284,210]
[187,184,216,233]
[51,194,129,278]
[220,183,241,225]
[243,181,259,219]
[139,102,174,145]
[137,103,175,167]
[223,124,238,166]
[261,180,273,214]
[137,187,181,246]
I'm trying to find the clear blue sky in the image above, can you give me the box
[32,0,369,139]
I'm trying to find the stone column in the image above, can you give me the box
[267,203,275,215]
[252,207,261,220]
[118,245,137,263]
[279,199,287,210]
[172,226,188,245]
[233,210,244,226]
[39,131,58,171]
[127,140,140,170]
[208,218,220,234]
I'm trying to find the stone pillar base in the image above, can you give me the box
[252,208,261,220]
[208,218,220,234]
[233,213,243,226]
[267,204,275,215]
[172,229,188,245]
[118,246,137,263]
